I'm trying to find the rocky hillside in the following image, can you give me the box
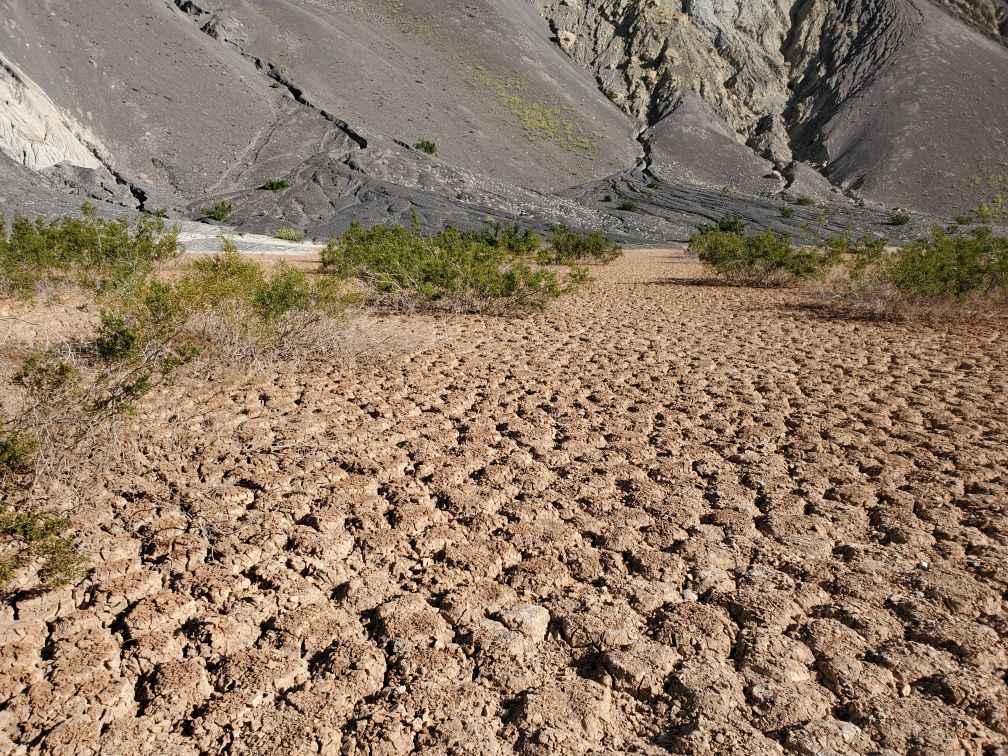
[540,0,1008,214]
[1,0,1006,239]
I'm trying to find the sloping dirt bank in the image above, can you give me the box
[2,251,1006,754]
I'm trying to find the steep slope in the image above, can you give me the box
[0,0,639,201]
[1,0,1004,236]
[538,0,1008,215]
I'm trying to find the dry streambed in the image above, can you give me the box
[1,252,1007,754]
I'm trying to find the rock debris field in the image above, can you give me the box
[2,251,1007,755]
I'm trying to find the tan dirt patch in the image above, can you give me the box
[2,250,1007,754]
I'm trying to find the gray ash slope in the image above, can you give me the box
[1,0,1006,244]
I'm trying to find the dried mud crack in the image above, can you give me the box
[2,252,1007,754]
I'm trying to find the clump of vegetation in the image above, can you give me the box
[471,65,595,155]
[0,204,178,297]
[261,180,289,191]
[276,228,306,242]
[888,210,911,226]
[476,220,542,255]
[203,202,232,222]
[619,199,640,213]
[838,226,1008,318]
[796,195,815,207]
[0,508,90,590]
[414,140,437,155]
[320,222,586,311]
[697,214,747,236]
[689,224,838,287]
[101,241,353,367]
[1,207,359,591]
[541,225,622,264]
[780,205,795,219]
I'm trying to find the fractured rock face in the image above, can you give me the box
[0,52,100,171]
[538,0,1008,214]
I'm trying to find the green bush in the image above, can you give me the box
[541,225,623,264]
[690,228,838,287]
[780,205,795,219]
[697,214,747,236]
[888,210,911,226]
[0,429,37,480]
[414,140,438,155]
[0,508,89,590]
[276,228,306,242]
[261,180,289,191]
[796,195,815,207]
[320,222,582,310]
[0,204,178,296]
[848,227,1008,303]
[476,220,542,255]
[619,199,639,212]
[203,202,232,222]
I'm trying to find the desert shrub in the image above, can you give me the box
[0,212,356,591]
[203,202,232,222]
[0,428,38,481]
[477,220,542,255]
[619,199,639,212]
[976,194,1006,223]
[0,508,89,590]
[276,228,306,242]
[697,214,747,236]
[542,225,623,264]
[321,222,582,310]
[690,228,837,287]
[780,205,795,219]
[796,195,815,207]
[954,214,974,225]
[414,140,438,155]
[838,227,1008,317]
[889,210,911,226]
[101,242,353,365]
[0,205,178,296]
[261,180,289,191]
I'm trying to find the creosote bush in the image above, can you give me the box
[104,241,354,366]
[839,226,1008,318]
[414,140,437,155]
[619,199,639,212]
[796,195,815,207]
[697,213,747,236]
[203,202,232,222]
[689,221,838,287]
[320,222,587,310]
[1,210,355,592]
[476,220,542,255]
[542,225,623,264]
[888,210,911,226]
[261,179,289,191]
[0,204,178,297]
[0,507,90,590]
[276,228,306,242]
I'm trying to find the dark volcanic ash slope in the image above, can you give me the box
[1,0,1007,241]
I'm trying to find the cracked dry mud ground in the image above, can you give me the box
[2,252,1008,755]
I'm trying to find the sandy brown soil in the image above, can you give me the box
[2,251,1007,755]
